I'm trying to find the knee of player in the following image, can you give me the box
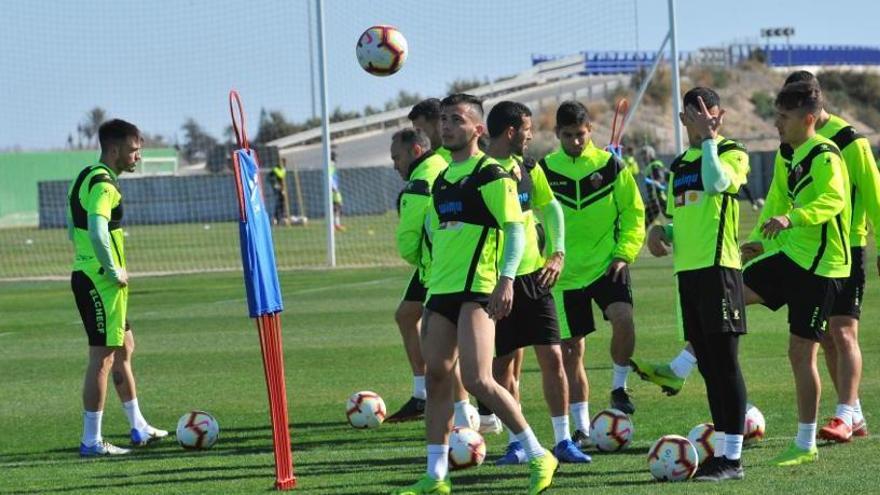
[395,303,421,327]
[787,337,818,364]
[829,320,859,344]
[461,374,493,397]
[606,304,634,326]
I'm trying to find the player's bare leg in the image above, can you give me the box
[819,316,863,441]
[84,347,115,413]
[457,304,528,433]
[606,302,635,413]
[562,336,591,446]
[111,330,167,446]
[415,309,459,486]
[421,310,458,446]
[533,345,568,417]
[80,346,130,456]
[387,301,427,423]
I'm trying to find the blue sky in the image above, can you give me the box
[2,0,878,150]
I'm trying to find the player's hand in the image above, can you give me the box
[740,241,764,264]
[606,258,629,284]
[488,276,515,320]
[647,225,672,257]
[685,96,724,141]
[537,252,564,288]
[112,268,129,288]
[760,215,791,239]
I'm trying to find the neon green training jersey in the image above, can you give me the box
[435,146,453,164]
[396,151,449,284]
[67,164,126,271]
[748,134,851,278]
[817,114,880,248]
[666,136,750,273]
[540,141,645,289]
[497,155,555,275]
[427,152,523,295]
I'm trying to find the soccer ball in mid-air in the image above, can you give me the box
[356,25,408,76]
[448,427,486,470]
[346,391,386,429]
[589,408,634,452]
[687,422,720,463]
[176,411,220,449]
[648,434,699,481]
[744,403,766,444]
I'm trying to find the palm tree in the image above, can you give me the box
[81,107,107,148]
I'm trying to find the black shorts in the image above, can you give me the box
[677,266,747,341]
[495,271,561,356]
[402,270,428,303]
[71,269,131,347]
[743,253,843,341]
[426,291,490,326]
[831,247,866,319]
[555,267,633,339]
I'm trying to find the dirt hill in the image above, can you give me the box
[527,63,880,156]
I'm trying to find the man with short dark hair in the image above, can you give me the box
[409,98,452,163]
[483,101,590,465]
[392,94,557,495]
[783,70,879,442]
[67,119,168,456]
[645,87,750,481]
[398,100,478,429]
[540,101,645,448]
[741,81,851,466]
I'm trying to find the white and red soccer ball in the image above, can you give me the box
[744,403,766,444]
[448,427,486,470]
[356,25,408,76]
[648,434,699,481]
[589,408,634,452]
[176,410,220,449]
[687,422,720,463]
[346,391,386,429]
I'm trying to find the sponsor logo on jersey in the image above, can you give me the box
[438,201,463,216]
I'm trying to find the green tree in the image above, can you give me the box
[254,108,300,144]
[447,77,484,94]
[80,107,107,148]
[180,118,218,162]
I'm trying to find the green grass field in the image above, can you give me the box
[1,233,879,493]
[0,213,401,279]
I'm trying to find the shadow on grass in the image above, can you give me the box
[11,472,271,494]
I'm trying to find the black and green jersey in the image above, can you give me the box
[667,136,749,273]
[540,141,645,289]
[66,164,125,271]
[396,151,449,284]
[427,152,523,295]
[748,134,851,278]
[435,146,453,164]
[816,114,880,248]
[497,155,555,275]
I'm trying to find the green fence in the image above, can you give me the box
[0,148,177,227]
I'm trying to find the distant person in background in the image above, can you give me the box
[639,146,669,226]
[330,148,345,232]
[739,182,765,211]
[268,160,289,226]
[622,144,640,177]
[67,119,168,457]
